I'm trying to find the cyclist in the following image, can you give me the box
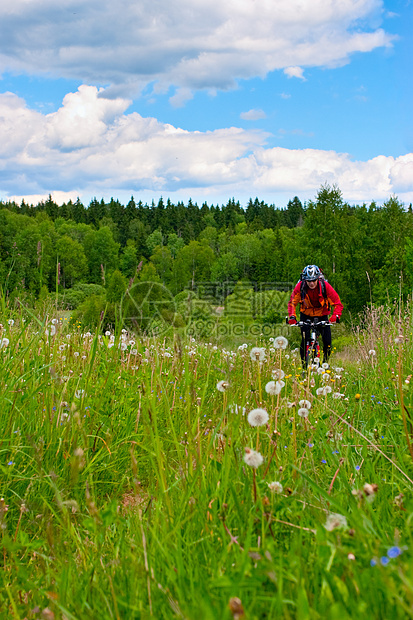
[287,265,343,365]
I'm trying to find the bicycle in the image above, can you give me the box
[286,317,338,367]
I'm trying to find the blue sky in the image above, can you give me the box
[0,0,411,208]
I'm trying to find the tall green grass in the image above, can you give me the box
[0,307,412,619]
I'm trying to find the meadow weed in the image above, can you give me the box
[0,305,412,618]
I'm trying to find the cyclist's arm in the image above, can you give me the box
[287,283,301,318]
[325,282,343,318]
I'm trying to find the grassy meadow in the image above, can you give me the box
[0,306,413,619]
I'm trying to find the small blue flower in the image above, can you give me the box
[380,557,390,566]
[387,546,402,559]
[332,450,339,454]
[321,459,327,464]
[7,461,14,466]
[308,443,314,448]
[355,465,361,470]
[370,559,377,567]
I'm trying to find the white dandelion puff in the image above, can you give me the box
[1,337,10,348]
[244,447,264,468]
[368,349,376,356]
[272,369,285,380]
[273,336,288,350]
[7,319,14,326]
[324,513,348,531]
[265,381,281,396]
[250,347,266,362]
[216,380,229,393]
[299,399,311,409]
[267,481,283,494]
[247,408,269,427]
[322,362,329,369]
[297,407,309,418]
[322,386,332,395]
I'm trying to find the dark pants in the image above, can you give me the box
[299,313,332,364]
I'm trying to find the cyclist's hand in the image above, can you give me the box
[330,315,339,323]
[288,316,297,325]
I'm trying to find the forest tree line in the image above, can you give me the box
[0,185,412,321]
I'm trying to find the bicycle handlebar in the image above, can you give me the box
[285,317,337,327]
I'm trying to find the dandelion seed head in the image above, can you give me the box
[297,407,309,418]
[247,408,269,427]
[265,381,281,396]
[243,447,264,468]
[324,513,348,531]
[216,380,229,393]
[273,336,288,350]
[272,369,285,380]
[267,481,283,493]
[299,399,311,409]
[250,347,266,362]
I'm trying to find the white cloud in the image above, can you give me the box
[169,88,194,108]
[284,67,306,80]
[0,0,395,94]
[0,86,411,205]
[240,109,267,121]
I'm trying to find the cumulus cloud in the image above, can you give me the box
[0,0,395,94]
[0,86,411,205]
[284,67,306,80]
[240,109,267,121]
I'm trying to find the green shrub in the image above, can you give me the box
[61,283,106,309]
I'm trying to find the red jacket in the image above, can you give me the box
[288,280,343,318]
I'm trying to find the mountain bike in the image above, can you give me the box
[300,320,329,366]
[287,318,336,367]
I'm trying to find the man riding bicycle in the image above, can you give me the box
[287,265,343,365]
